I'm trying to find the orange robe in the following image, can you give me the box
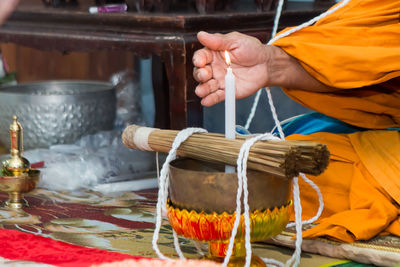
[272,0,400,242]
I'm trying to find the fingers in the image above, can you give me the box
[193,65,213,83]
[193,32,233,68]
[193,31,242,107]
[195,79,225,107]
[201,89,225,107]
[195,79,219,98]
[0,0,19,25]
[197,31,236,51]
[192,48,213,68]
[200,89,225,107]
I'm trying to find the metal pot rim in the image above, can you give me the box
[0,80,115,104]
[0,80,113,93]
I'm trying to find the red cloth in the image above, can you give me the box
[0,228,146,267]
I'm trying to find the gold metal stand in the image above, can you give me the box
[0,116,40,209]
[0,170,40,209]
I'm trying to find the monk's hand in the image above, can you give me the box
[0,0,19,25]
[192,31,271,107]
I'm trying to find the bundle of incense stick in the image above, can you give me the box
[122,125,330,179]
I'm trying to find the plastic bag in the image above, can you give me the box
[110,70,145,130]
[23,130,156,191]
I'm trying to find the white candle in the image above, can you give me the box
[224,51,236,173]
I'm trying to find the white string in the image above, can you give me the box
[153,1,352,263]
[271,0,286,38]
[153,133,321,266]
[268,0,352,46]
[160,153,191,260]
[152,127,207,260]
[244,0,285,131]
[261,85,305,267]
[241,149,253,267]
[285,176,303,267]
[156,152,160,180]
[244,89,262,130]
[223,132,281,267]
[266,86,325,229]
[173,230,186,259]
[240,1,353,265]
[222,149,244,266]
[246,0,353,131]
[265,87,285,139]
[155,151,186,260]
[261,175,304,267]
[286,173,324,227]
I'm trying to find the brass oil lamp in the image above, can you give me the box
[3,116,30,175]
[0,116,40,209]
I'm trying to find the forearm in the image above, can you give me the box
[265,45,337,92]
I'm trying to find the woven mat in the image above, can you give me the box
[264,225,400,267]
[0,187,396,266]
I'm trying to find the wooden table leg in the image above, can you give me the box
[152,55,170,129]
[184,41,204,128]
[158,39,203,130]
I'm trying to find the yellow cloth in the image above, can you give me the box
[271,0,400,242]
[288,131,400,242]
[273,0,400,129]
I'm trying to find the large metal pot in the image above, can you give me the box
[0,80,116,149]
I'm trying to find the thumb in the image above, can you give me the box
[197,31,234,51]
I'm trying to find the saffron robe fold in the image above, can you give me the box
[287,131,400,242]
[271,0,400,242]
[273,0,400,129]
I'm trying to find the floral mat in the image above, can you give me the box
[0,188,396,266]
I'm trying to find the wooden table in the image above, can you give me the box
[0,1,323,129]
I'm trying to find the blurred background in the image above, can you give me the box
[0,0,323,138]
[0,0,327,190]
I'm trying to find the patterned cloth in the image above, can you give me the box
[0,188,395,266]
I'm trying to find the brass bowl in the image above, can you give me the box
[167,158,292,267]
[169,158,291,214]
[0,169,40,209]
